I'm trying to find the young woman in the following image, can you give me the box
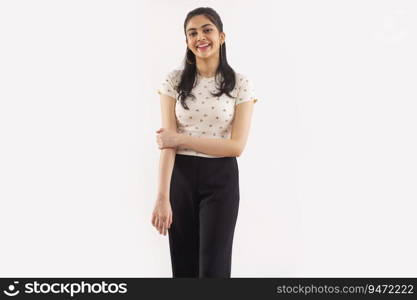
[151,7,259,278]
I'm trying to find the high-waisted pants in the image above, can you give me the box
[168,153,240,278]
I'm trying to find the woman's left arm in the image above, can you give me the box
[177,100,255,157]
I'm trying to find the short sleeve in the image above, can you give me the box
[157,70,179,100]
[235,74,259,106]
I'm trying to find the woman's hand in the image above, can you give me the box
[156,128,181,150]
[151,195,172,236]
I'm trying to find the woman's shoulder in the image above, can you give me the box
[165,68,183,81]
[232,71,254,95]
[233,71,251,83]
[232,71,259,105]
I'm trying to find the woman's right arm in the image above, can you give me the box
[151,93,178,236]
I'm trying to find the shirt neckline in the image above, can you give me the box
[197,72,216,80]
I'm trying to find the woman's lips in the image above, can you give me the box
[197,44,211,51]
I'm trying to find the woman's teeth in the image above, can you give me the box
[198,44,211,51]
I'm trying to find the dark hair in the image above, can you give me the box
[176,7,236,110]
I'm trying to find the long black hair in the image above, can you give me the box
[176,7,237,110]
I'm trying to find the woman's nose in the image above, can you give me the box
[197,33,206,41]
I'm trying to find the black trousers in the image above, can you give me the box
[168,153,240,278]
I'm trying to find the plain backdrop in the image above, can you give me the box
[0,0,416,277]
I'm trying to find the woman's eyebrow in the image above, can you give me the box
[186,24,212,32]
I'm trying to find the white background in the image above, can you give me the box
[0,0,416,277]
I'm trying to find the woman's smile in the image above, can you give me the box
[197,43,211,52]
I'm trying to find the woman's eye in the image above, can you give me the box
[189,29,212,36]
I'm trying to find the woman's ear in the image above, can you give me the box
[221,32,226,43]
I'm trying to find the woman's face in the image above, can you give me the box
[185,15,225,60]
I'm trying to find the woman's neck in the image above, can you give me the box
[195,57,219,77]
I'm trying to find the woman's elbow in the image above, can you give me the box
[234,144,246,157]
[229,139,245,157]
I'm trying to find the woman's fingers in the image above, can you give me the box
[160,219,165,235]
[161,217,168,235]
[162,217,169,235]
[157,218,163,233]
[152,212,171,235]
[154,217,161,233]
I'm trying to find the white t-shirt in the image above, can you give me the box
[157,69,259,158]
